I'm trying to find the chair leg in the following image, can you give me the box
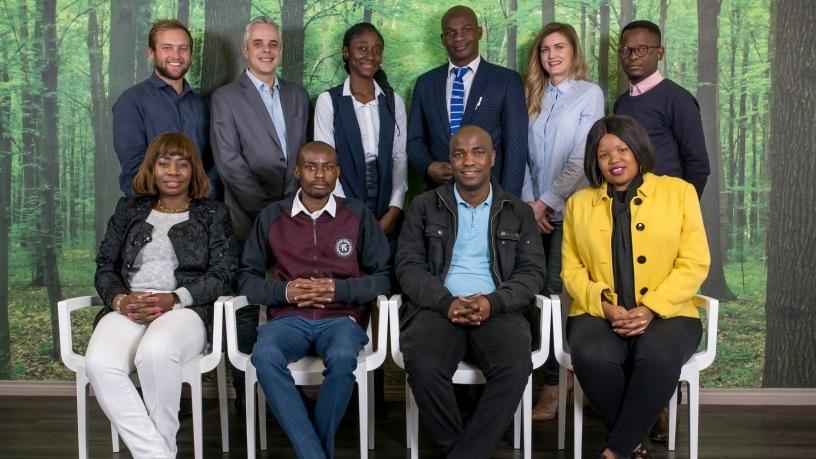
[573,379,584,459]
[216,357,229,452]
[688,375,700,459]
[557,366,567,450]
[404,382,412,451]
[245,374,256,459]
[111,423,120,453]
[368,370,375,450]
[513,397,522,449]
[76,375,89,459]
[189,379,203,459]
[668,382,679,451]
[257,381,267,451]
[357,368,368,459]
[408,383,419,459]
[523,376,532,459]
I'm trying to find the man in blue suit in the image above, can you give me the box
[407,5,528,197]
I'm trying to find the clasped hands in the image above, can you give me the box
[448,293,491,326]
[119,292,175,325]
[602,301,655,337]
[286,277,336,308]
[527,200,554,234]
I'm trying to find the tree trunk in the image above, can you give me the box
[598,0,610,104]
[88,9,110,247]
[18,1,45,286]
[178,0,190,26]
[506,0,517,70]
[697,0,735,300]
[134,1,152,80]
[735,36,750,260]
[616,0,634,97]
[36,0,63,359]
[542,0,555,25]
[724,7,739,257]
[363,6,372,23]
[749,93,761,246]
[0,49,12,378]
[659,0,668,74]
[764,0,816,387]
[200,0,250,96]
[281,0,305,85]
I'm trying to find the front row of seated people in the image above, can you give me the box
[86,116,709,459]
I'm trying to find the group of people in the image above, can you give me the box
[81,5,711,459]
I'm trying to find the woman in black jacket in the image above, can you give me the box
[86,132,237,459]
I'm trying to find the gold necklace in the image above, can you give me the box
[155,198,191,213]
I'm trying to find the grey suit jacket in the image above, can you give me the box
[211,71,309,241]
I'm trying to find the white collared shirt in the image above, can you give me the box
[446,55,482,119]
[313,77,409,209]
[291,189,337,220]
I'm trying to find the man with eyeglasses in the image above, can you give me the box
[613,20,710,199]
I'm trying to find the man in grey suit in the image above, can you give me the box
[210,16,309,412]
[211,16,309,242]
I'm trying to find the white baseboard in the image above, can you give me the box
[2,381,815,405]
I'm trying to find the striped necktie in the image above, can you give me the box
[449,66,469,135]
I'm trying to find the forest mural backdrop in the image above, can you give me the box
[0,0,813,388]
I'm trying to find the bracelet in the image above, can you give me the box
[113,294,127,313]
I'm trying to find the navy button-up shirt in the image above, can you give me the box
[112,73,210,196]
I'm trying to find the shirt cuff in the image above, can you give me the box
[284,281,292,303]
[173,287,194,308]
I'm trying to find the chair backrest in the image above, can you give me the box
[57,295,103,372]
[225,296,253,372]
[550,294,573,369]
[388,294,406,368]
[691,295,719,371]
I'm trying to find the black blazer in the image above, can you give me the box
[94,197,238,340]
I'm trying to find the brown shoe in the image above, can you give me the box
[649,407,669,442]
[532,383,559,421]
[631,444,650,458]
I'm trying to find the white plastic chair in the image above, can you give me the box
[551,294,719,459]
[57,295,230,459]
[224,295,389,459]
[388,293,551,459]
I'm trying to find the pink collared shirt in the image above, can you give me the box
[629,70,665,96]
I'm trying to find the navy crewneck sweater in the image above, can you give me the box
[614,78,710,198]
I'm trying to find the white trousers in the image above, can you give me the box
[85,308,206,459]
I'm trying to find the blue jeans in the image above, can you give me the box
[251,315,369,459]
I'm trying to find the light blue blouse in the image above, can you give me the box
[522,79,605,220]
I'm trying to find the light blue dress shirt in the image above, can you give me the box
[246,70,288,157]
[444,185,496,297]
[522,79,605,219]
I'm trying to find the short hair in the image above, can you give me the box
[131,132,210,199]
[296,141,337,165]
[441,5,479,29]
[583,115,656,187]
[620,20,662,44]
[148,19,192,51]
[243,16,280,47]
[525,22,589,117]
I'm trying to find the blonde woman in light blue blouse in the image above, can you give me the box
[523,22,605,421]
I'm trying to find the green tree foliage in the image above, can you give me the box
[0,0,793,387]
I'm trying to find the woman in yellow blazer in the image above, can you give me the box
[562,115,710,459]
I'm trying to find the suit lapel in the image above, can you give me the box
[463,60,492,125]
[432,65,451,141]
[239,71,283,153]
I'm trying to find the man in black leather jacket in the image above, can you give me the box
[395,125,546,458]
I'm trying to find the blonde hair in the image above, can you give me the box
[131,132,210,199]
[525,23,588,117]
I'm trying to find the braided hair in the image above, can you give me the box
[342,22,396,126]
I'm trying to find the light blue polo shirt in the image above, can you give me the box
[444,185,497,297]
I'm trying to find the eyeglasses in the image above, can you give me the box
[617,45,660,58]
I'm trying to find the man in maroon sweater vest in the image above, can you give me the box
[238,141,390,458]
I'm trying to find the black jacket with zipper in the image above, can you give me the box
[395,180,546,327]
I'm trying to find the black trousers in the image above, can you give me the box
[402,309,532,459]
[567,314,702,457]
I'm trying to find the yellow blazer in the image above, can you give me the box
[562,173,710,319]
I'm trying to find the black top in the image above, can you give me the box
[609,175,643,310]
